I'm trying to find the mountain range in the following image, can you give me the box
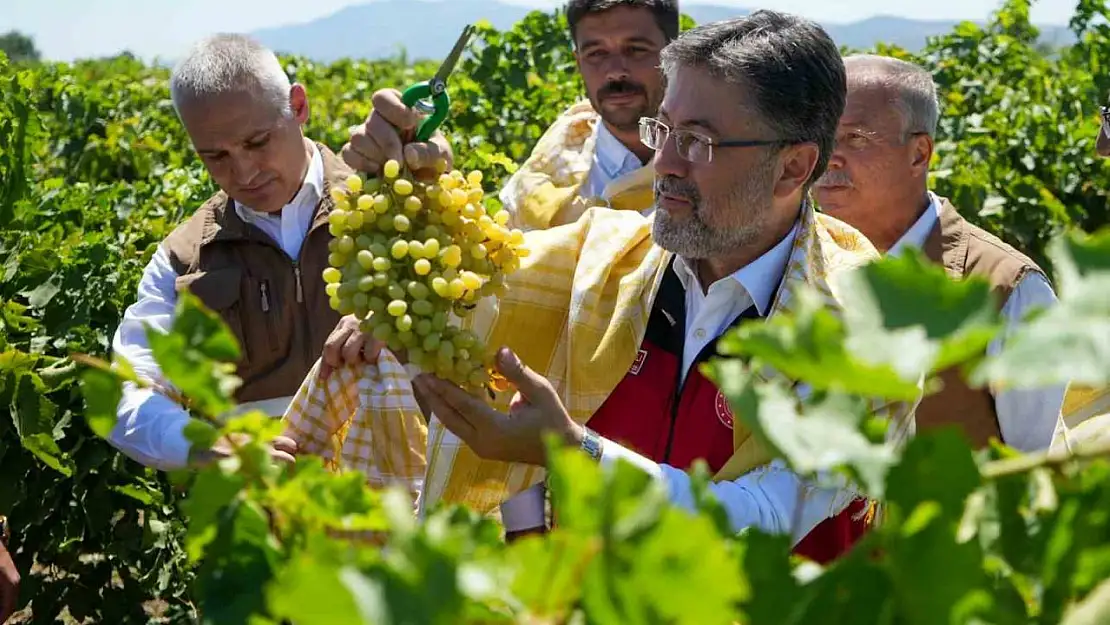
[250,0,1075,63]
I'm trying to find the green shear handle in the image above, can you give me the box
[400,24,475,142]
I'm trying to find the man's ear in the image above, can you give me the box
[773,142,819,200]
[910,132,934,174]
[290,83,310,125]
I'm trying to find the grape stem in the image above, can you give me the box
[980,435,1110,479]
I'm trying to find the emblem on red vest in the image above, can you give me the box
[715,390,734,429]
[629,349,647,375]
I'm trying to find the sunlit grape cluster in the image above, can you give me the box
[322,158,528,391]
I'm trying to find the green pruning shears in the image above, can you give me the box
[401,24,475,142]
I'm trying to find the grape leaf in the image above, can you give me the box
[717,287,924,400]
[8,369,55,438]
[971,230,1110,389]
[79,367,121,438]
[194,499,279,624]
[883,430,992,624]
[269,552,376,625]
[19,276,60,309]
[835,248,1002,376]
[144,291,242,417]
[180,466,246,562]
[183,419,219,449]
[707,359,897,497]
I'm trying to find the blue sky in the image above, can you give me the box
[3,0,1077,63]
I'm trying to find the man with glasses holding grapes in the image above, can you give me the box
[286,10,921,564]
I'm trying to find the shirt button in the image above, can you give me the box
[694,328,706,340]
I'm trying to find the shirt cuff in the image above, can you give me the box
[499,483,547,532]
[598,436,664,480]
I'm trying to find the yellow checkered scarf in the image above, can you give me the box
[499,100,655,231]
[283,204,922,517]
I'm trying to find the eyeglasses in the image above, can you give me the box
[638,116,787,164]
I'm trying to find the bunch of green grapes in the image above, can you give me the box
[321,158,528,392]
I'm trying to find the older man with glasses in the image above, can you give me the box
[284,10,922,564]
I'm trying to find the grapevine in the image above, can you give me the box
[321,158,529,392]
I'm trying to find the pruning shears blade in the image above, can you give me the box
[433,24,475,85]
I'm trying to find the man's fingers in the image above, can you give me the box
[403,141,445,172]
[412,375,479,441]
[493,347,557,406]
[342,130,382,175]
[272,435,298,455]
[270,450,297,465]
[418,374,501,427]
[367,114,405,169]
[321,324,355,379]
[340,330,365,365]
[370,88,422,131]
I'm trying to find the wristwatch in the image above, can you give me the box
[580,426,603,463]
[0,515,9,545]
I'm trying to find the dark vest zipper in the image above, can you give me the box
[234,208,322,373]
[260,280,271,312]
[661,358,686,463]
[661,305,762,464]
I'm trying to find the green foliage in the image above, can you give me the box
[866,0,1110,273]
[1,3,1109,623]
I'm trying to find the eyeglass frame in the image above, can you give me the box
[638,116,801,164]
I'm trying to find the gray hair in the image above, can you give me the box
[658,10,846,189]
[844,54,939,139]
[170,33,293,118]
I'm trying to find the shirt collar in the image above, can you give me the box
[237,140,324,220]
[888,191,941,256]
[594,120,643,180]
[671,213,801,317]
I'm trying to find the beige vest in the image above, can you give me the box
[916,197,1049,447]
[161,142,347,405]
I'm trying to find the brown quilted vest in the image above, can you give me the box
[915,197,1049,448]
[161,141,347,403]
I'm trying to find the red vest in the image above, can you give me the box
[585,258,870,564]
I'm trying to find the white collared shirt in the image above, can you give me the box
[108,141,325,470]
[580,120,647,205]
[502,215,861,545]
[887,192,1064,453]
[671,221,797,379]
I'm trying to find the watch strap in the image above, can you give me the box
[580,426,603,463]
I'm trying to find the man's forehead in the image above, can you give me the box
[841,80,900,126]
[575,5,665,47]
[659,72,759,132]
[180,94,277,150]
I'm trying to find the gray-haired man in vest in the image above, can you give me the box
[108,34,372,470]
[813,53,1066,453]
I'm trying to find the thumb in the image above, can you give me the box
[494,347,555,404]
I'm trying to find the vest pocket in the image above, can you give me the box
[173,266,251,369]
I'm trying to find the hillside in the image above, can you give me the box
[251,0,1075,62]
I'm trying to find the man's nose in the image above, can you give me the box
[602,54,631,82]
[652,132,688,179]
[231,151,263,186]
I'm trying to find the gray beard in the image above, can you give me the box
[651,162,775,259]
